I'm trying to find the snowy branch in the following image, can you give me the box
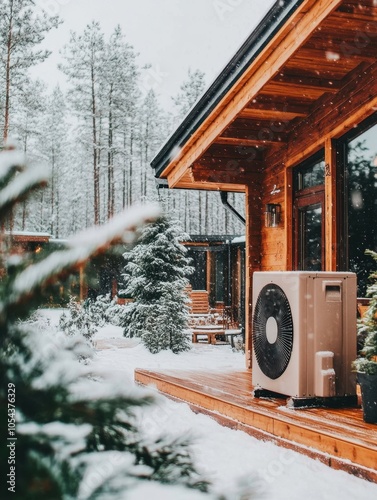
[7,204,161,308]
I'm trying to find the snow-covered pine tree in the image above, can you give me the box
[38,86,71,237]
[59,296,98,343]
[0,148,210,499]
[0,0,60,143]
[122,216,193,354]
[171,68,206,120]
[59,22,106,226]
[102,25,140,220]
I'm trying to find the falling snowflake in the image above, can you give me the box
[325,51,340,62]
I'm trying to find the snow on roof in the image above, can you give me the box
[231,235,246,244]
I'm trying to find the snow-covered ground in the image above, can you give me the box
[42,309,377,499]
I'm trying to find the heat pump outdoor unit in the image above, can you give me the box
[252,272,357,405]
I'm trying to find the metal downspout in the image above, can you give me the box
[219,192,246,225]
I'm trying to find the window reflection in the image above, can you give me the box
[300,160,325,190]
[347,122,377,296]
[299,204,322,271]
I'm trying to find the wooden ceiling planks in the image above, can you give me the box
[168,0,377,190]
[207,3,377,172]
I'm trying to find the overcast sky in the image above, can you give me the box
[34,0,276,110]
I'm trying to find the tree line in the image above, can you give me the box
[0,0,245,238]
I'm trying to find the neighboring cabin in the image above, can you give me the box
[0,232,245,326]
[151,0,377,365]
[0,232,83,304]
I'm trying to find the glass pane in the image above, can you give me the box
[300,160,325,190]
[347,123,377,296]
[299,204,322,271]
[215,251,225,302]
[187,249,207,290]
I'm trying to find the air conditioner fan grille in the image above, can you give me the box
[253,283,294,380]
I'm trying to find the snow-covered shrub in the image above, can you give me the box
[89,293,130,327]
[59,296,98,343]
[121,216,193,354]
[103,295,129,326]
[232,335,245,354]
[60,294,128,343]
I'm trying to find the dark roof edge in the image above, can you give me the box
[151,0,304,178]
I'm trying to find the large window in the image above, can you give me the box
[344,117,377,296]
[293,154,325,270]
[187,248,207,290]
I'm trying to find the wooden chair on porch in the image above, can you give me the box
[186,286,226,344]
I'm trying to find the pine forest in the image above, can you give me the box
[0,1,246,239]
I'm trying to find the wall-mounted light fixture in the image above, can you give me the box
[265,203,281,228]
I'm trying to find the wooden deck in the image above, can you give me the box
[135,368,377,483]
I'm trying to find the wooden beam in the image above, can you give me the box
[284,168,294,270]
[214,136,284,147]
[322,11,377,31]
[303,35,377,60]
[244,180,262,367]
[291,47,376,65]
[190,167,259,185]
[165,0,344,187]
[174,183,246,192]
[324,138,338,271]
[262,78,339,100]
[193,156,264,170]
[269,60,377,169]
[273,73,341,92]
[202,143,265,160]
[239,107,308,121]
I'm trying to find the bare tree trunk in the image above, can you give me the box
[107,83,114,219]
[3,0,14,144]
[128,129,133,206]
[199,191,202,233]
[205,191,209,233]
[91,64,100,225]
[143,121,149,198]
[122,131,126,208]
[184,192,189,233]
[50,149,55,235]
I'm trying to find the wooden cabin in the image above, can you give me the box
[151,0,377,367]
[140,1,377,478]
[0,232,84,304]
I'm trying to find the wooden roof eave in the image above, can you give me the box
[157,0,344,190]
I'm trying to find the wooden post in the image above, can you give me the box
[285,167,293,271]
[325,138,337,271]
[79,265,87,302]
[245,180,262,368]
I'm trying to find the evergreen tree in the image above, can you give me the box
[102,25,140,219]
[355,250,377,374]
[172,68,206,119]
[122,216,193,354]
[0,148,210,499]
[59,22,106,225]
[137,89,166,200]
[0,0,60,143]
[37,86,70,237]
[10,78,48,231]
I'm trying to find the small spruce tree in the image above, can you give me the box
[122,216,193,353]
[355,250,377,375]
[0,149,209,499]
